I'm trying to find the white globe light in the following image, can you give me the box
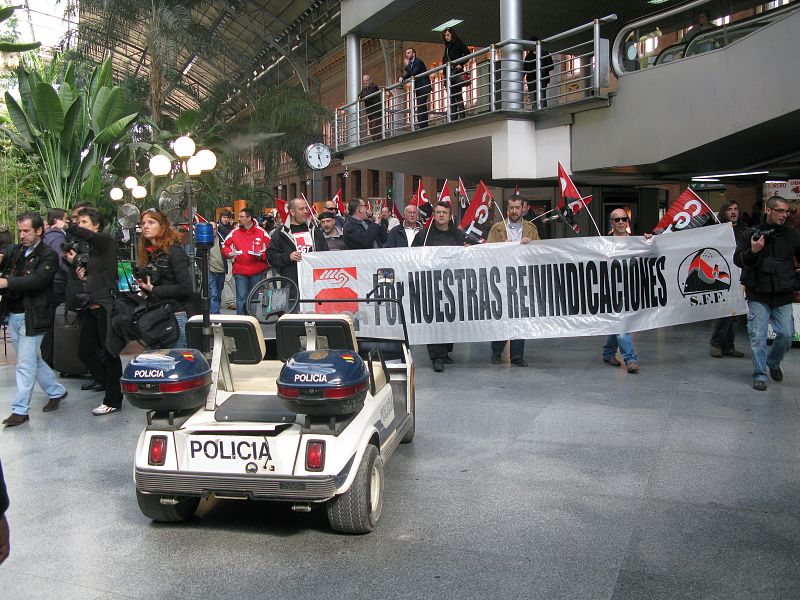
[173,135,196,159]
[124,176,138,189]
[132,185,147,199]
[186,155,203,176]
[195,149,217,171]
[109,187,124,201]
[149,154,172,176]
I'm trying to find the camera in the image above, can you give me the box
[61,240,89,269]
[750,226,775,242]
[132,263,160,285]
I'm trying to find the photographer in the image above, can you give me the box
[40,209,70,368]
[66,208,125,415]
[136,210,192,347]
[0,212,68,427]
[734,195,800,391]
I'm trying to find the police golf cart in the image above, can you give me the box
[123,269,414,534]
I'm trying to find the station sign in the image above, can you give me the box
[763,180,800,200]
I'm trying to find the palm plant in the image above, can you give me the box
[0,5,40,53]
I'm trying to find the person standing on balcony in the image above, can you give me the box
[442,28,470,120]
[358,74,382,140]
[524,36,554,107]
[399,48,431,128]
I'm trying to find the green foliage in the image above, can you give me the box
[0,5,40,53]
[2,57,140,209]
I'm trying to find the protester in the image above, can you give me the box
[67,208,125,415]
[380,205,400,231]
[0,223,12,254]
[40,208,70,369]
[601,209,652,374]
[222,207,270,314]
[319,211,346,250]
[267,198,328,287]
[0,212,68,426]
[323,200,346,230]
[0,460,9,564]
[412,202,466,372]
[709,200,747,358]
[208,222,227,313]
[441,28,470,120]
[358,74,382,139]
[136,210,193,348]
[399,47,432,128]
[217,209,234,239]
[734,195,800,391]
[487,194,540,366]
[343,199,387,249]
[385,204,420,248]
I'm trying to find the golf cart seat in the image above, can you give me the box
[186,314,280,393]
[275,314,388,393]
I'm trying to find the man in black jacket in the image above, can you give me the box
[400,47,431,128]
[40,208,70,368]
[267,198,328,289]
[412,202,467,372]
[67,208,124,415]
[734,195,800,391]
[343,199,387,250]
[0,212,68,427]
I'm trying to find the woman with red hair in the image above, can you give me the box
[136,210,193,347]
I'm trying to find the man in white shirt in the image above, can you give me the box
[384,204,420,248]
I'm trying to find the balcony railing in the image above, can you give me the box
[333,15,616,152]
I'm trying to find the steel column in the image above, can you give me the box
[500,0,523,109]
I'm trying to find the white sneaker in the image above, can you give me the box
[92,404,120,416]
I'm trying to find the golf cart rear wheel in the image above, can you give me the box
[136,490,199,522]
[327,444,384,534]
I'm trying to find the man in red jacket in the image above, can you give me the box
[222,207,270,314]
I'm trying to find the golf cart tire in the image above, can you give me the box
[401,411,415,444]
[327,444,384,534]
[136,490,199,523]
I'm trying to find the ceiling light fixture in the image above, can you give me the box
[647,0,671,4]
[692,170,769,180]
[432,18,463,32]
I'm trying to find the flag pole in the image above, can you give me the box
[580,196,602,237]
[530,208,558,221]
[491,199,511,240]
[301,192,320,226]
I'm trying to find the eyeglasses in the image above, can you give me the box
[768,208,789,214]
[612,217,629,222]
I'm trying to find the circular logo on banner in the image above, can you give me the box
[677,248,732,297]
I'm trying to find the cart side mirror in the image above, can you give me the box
[376,268,395,287]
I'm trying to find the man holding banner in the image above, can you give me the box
[412,202,467,372]
[487,194,540,366]
[734,195,800,391]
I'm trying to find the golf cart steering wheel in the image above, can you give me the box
[244,276,300,324]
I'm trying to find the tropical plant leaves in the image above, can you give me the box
[34,83,65,133]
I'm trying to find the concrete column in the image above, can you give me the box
[393,172,406,209]
[500,0,523,110]
[346,33,362,145]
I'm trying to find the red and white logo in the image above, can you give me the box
[313,267,358,314]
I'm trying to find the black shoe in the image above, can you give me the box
[603,357,621,366]
[490,354,501,364]
[88,383,105,392]
[511,358,528,367]
[2,413,29,427]
[81,380,99,391]
[433,360,444,373]
[753,380,767,391]
[43,390,67,412]
[444,356,455,365]
[769,367,783,382]
[722,348,744,358]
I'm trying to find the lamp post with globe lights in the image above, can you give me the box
[109,176,147,261]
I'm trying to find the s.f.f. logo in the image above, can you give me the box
[677,248,732,298]
[313,267,358,314]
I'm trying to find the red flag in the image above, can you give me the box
[654,188,715,233]
[459,180,493,241]
[556,162,592,234]
[437,180,452,205]
[392,203,403,222]
[457,177,470,209]
[410,179,433,222]
[276,199,288,222]
[331,187,345,215]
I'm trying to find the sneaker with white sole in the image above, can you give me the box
[92,404,120,416]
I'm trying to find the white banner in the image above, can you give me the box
[298,224,747,345]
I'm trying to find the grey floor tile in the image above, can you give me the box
[0,567,108,600]
[670,389,800,423]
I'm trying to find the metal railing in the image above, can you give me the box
[334,15,616,152]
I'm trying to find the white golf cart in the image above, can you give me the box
[123,270,414,534]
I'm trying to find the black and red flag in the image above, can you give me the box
[556,162,592,235]
[654,188,716,233]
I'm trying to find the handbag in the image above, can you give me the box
[111,292,147,341]
[132,303,180,347]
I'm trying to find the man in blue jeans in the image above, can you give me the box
[734,195,800,391]
[602,208,652,374]
[221,207,270,315]
[0,212,68,427]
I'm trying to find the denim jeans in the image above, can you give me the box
[747,301,794,382]
[603,333,638,364]
[234,273,265,315]
[209,272,226,314]
[710,316,739,350]
[163,311,189,349]
[491,339,524,360]
[8,312,67,416]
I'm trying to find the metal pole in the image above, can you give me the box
[489,45,496,112]
[592,19,601,94]
[409,77,416,132]
[445,62,451,122]
[345,33,361,147]
[535,41,542,110]
[500,0,523,109]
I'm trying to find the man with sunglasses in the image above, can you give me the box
[602,209,650,374]
[734,195,800,391]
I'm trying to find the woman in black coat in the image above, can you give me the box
[442,28,471,120]
[136,210,193,348]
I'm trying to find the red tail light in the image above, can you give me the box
[122,382,137,393]
[305,440,325,471]
[148,435,168,466]
[322,381,369,399]
[277,384,300,398]
[159,374,211,393]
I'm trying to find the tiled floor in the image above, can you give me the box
[0,322,798,599]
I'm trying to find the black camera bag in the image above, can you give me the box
[132,303,180,347]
